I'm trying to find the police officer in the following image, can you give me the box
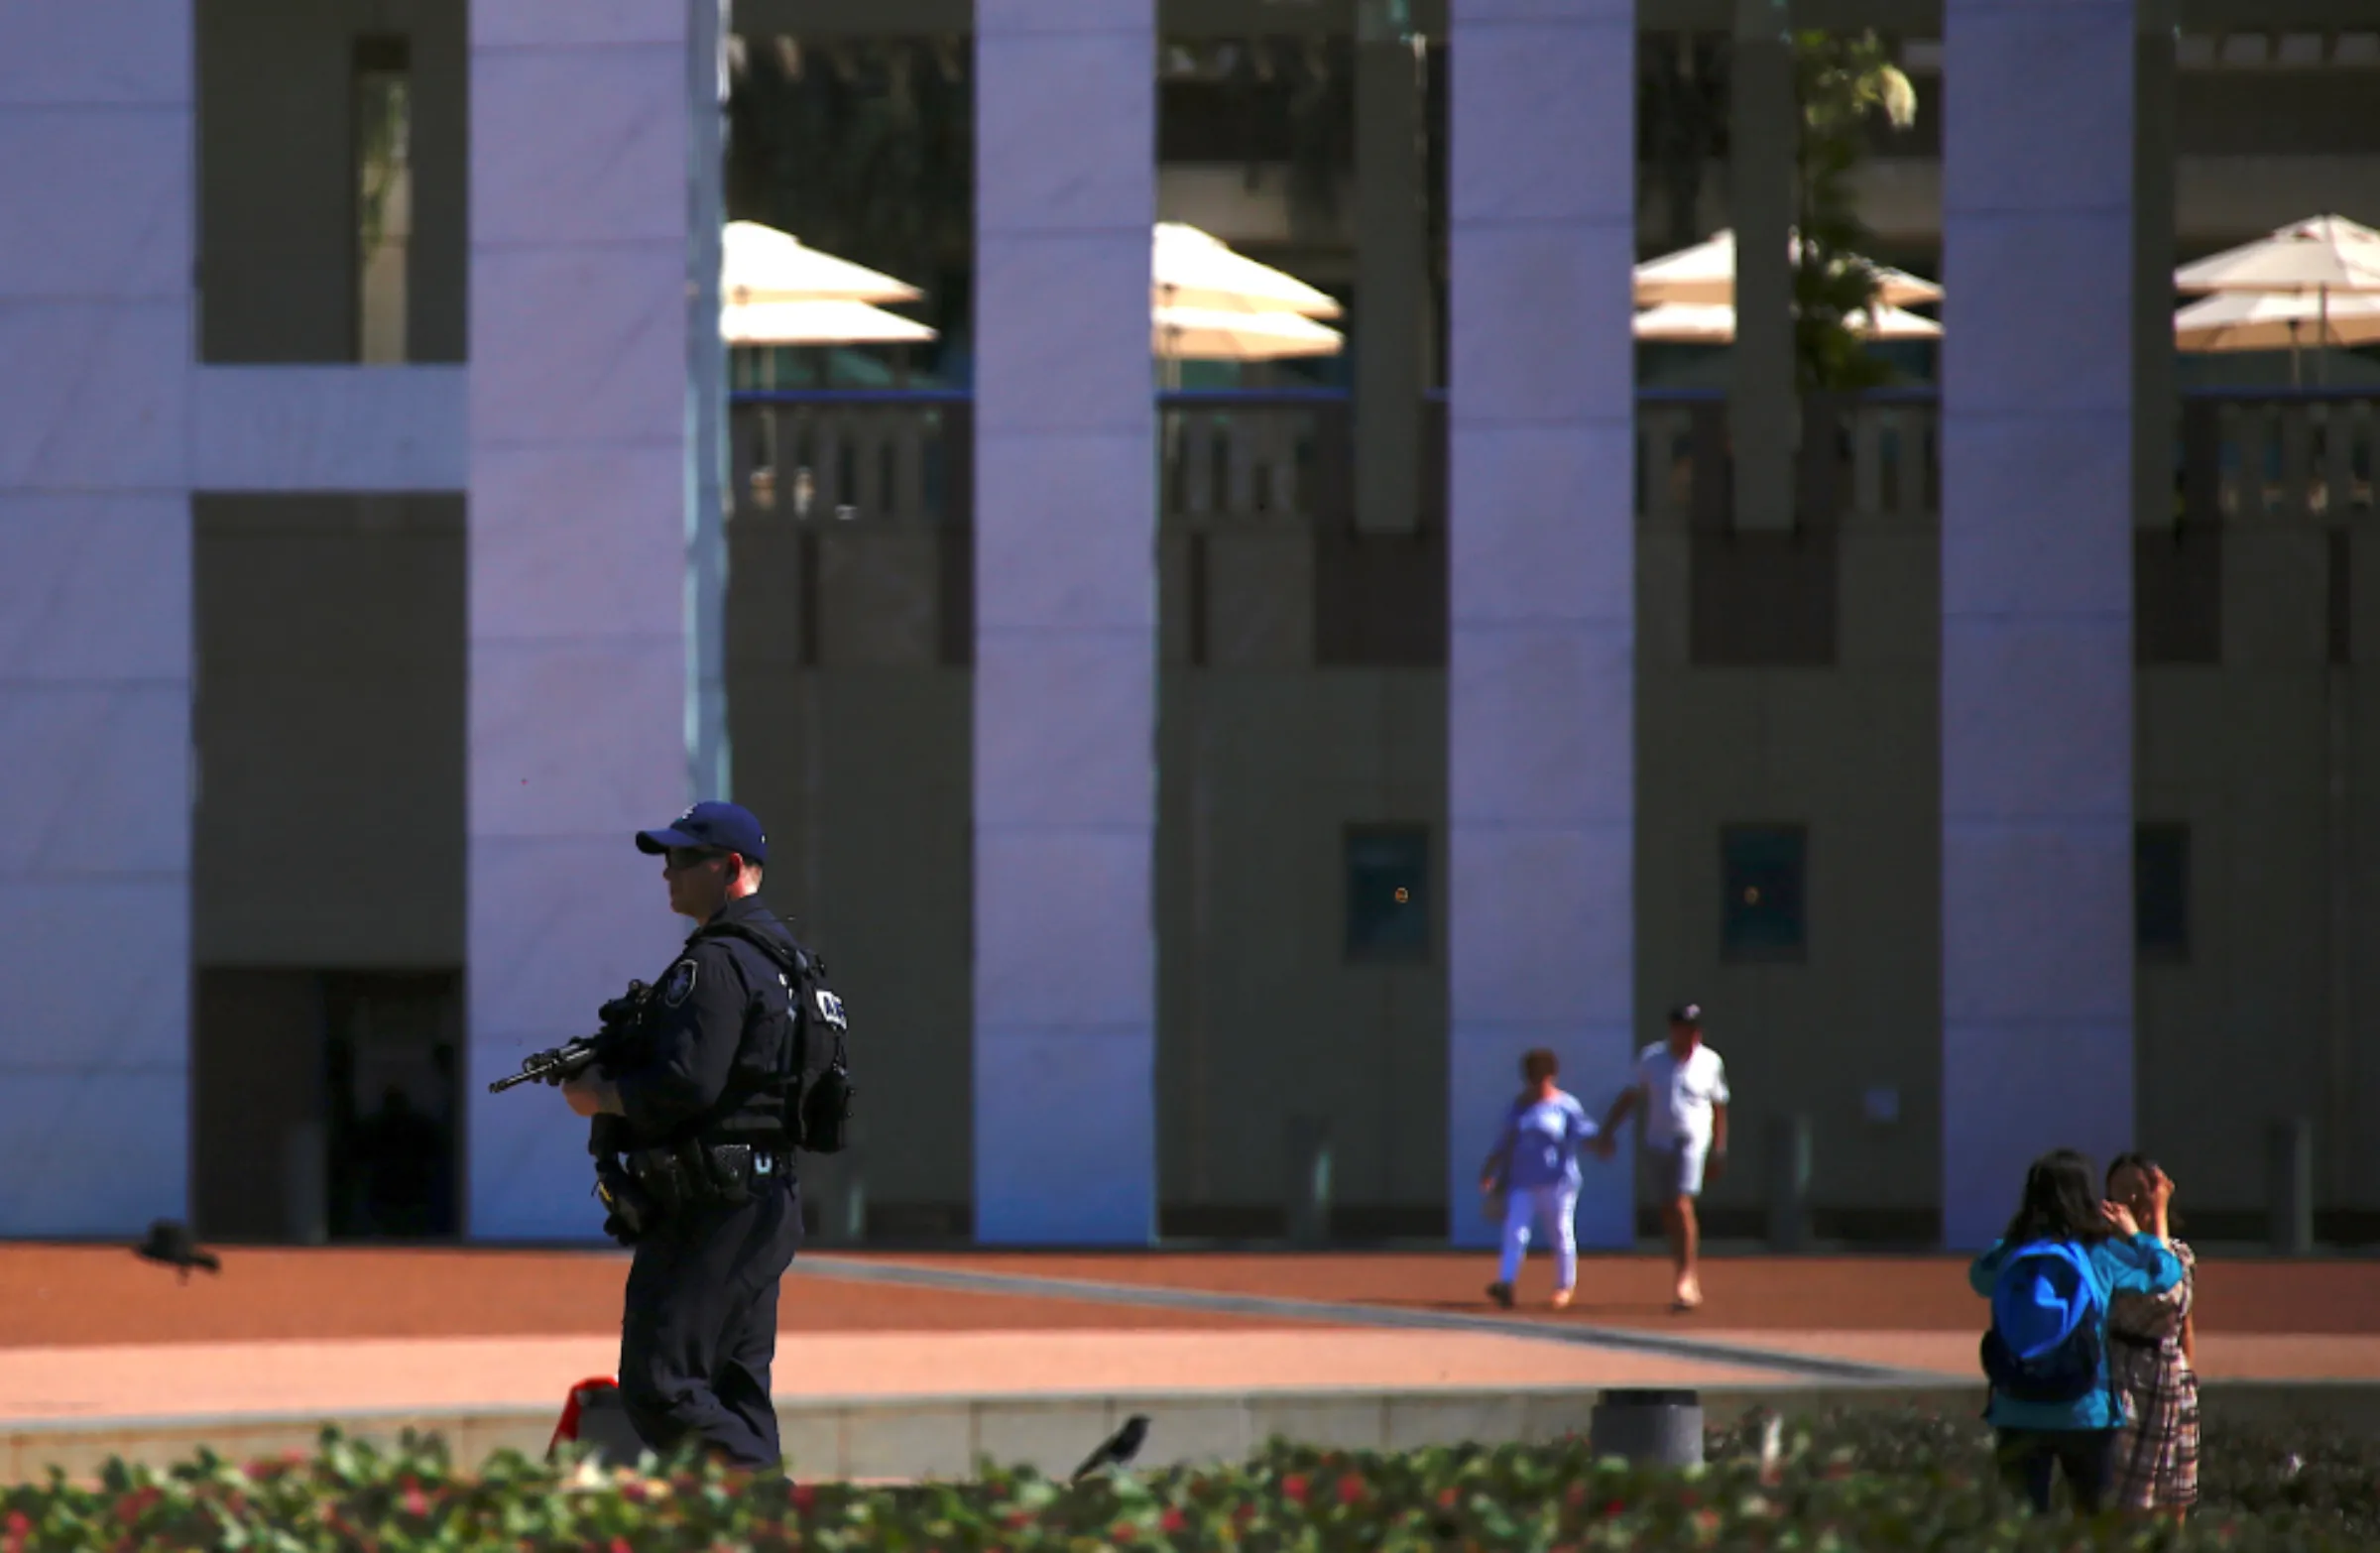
[561,800,806,1469]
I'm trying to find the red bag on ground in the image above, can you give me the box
[549,1374,624,1459]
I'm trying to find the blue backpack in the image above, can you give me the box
[1979,1241,2109,1404]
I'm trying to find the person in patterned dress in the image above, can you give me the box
[2104,1153,2199,1516]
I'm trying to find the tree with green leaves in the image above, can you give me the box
[1791,31,1919,390]
[724,37,974,331]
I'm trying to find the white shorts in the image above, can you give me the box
[1645,1137,1710,1199]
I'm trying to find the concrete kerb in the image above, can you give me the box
[0,1406,552,1487]
[0,1386,1821,1486]
[10,1380,2380,1486]
[786,1255,1937,1383]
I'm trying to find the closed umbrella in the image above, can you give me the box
[1634,228,1942,308]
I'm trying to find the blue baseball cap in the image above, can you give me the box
[636,801,768,866]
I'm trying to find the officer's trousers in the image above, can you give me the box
[618,1175,803,1468]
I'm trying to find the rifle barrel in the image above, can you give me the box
[486,1038,603,1094]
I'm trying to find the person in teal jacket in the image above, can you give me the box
[1968,1148,2185,1514]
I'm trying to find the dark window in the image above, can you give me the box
[1346,825,1429,962]
[194,967,462,1244]
[2137,823,2191,960]
[1722,824,1807,962]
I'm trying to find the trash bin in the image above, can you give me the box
[1589,1387,1704,1468]
[550,1376,649,1468]
[1766,1113,1812,1253]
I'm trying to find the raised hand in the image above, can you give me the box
[2101,1199,2142,1238]
[2147,1165,2176,1209]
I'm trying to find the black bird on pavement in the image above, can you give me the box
[1070,1414,1150,1485]
[134,1220,221,1284]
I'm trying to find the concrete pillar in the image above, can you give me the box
[466,0,703,1237]
[1728,0,1796,534]
[1354,0,1426,536]
[1447,0,1637,1250]
[972,0,1157,1243]
[0,5,194,1234]
[2132,5,2175,540]
[1941,0,2144,1248]
[689,0,730,798]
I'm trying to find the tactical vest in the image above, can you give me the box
[692,918,854,1154]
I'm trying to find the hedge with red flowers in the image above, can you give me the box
[1,1409,2371,1550]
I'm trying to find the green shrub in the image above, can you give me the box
[2,1411,2372,1551]
[1711,1405,2380,1541]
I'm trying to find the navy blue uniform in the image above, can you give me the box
[607,893,805,1466]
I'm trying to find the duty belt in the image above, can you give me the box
[624,1140,794,1212]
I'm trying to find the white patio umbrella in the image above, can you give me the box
[1632,299,1942,343]
[2175,289,2380,351]
[1154,303,1345,361]
[2175,213,2380,295]
[1153,222,1342,318]
[2174,214,2380,385]
[1634,228,1943,308]
[722,298,937,347]
[722,220,923,305]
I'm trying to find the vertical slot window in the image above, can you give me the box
[355,37,413,363]
[2136,822,2191,961]
[1346,825,1430,963]
[1722,823,1808,962]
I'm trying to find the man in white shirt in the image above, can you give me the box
[1595,1002,1730,1311]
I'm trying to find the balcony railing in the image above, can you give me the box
[1636,390,1943,525]
[729,389,971,525]
[1161,389,1347,526]
[725,388,2380,531]
[726,391,973,669]
[2181,391,2378,522]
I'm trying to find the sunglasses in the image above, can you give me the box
[664,847,727,872]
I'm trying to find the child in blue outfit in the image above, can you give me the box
[1969,1147,2185,1513]
[1479,1048,1599,1310]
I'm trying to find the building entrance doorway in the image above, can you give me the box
[193,968,462,1243]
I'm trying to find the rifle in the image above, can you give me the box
[487,982,653,1094]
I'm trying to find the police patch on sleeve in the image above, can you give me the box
[662,959,698,1008]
